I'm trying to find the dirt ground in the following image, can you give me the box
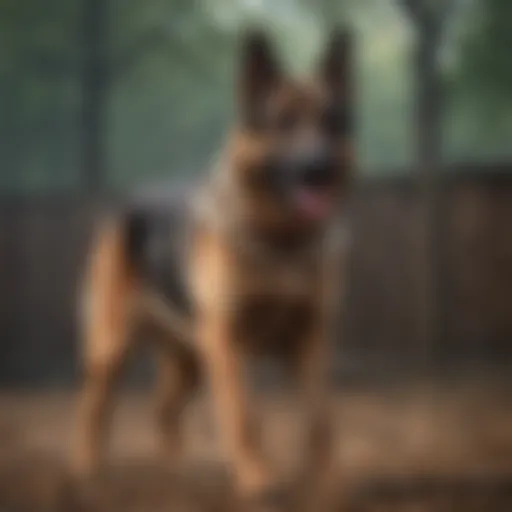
[1,379,512,511]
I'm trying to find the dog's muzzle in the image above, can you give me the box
[299,157,336,189]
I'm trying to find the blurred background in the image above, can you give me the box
[1,0,512,511]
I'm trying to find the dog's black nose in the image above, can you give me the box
[301,157,335,188]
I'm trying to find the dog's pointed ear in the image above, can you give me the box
[320,27,353,97]
[238,30,280,127]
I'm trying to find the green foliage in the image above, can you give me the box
[1,0,511,195]
[457,0,512,100]
[0,0,82,193]
[443,0,512,164]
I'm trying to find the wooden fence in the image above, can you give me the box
[1,165,512,386]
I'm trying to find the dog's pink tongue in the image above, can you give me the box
[295,188,332,220]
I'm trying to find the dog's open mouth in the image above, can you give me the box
[294,187,334,221]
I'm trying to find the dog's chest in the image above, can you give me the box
[231,253,321,356]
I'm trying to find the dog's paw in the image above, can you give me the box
[241,485,291,512]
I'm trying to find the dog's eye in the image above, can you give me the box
[322,106,352,137]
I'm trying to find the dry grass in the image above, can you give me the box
[1,380,512,511]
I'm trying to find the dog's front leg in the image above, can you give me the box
[291,326,338,512]
[296,326,334,478]
[198,313,274,500]
[294,253,343,508]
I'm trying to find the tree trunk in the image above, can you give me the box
[82,0,108,193]
[413,23,446,369]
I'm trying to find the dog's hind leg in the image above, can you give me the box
[153,340,200,464]
[72,219,136,478]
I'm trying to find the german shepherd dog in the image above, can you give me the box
[73,28,353,507]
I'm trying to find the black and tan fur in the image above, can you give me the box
[72,28,354,506]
